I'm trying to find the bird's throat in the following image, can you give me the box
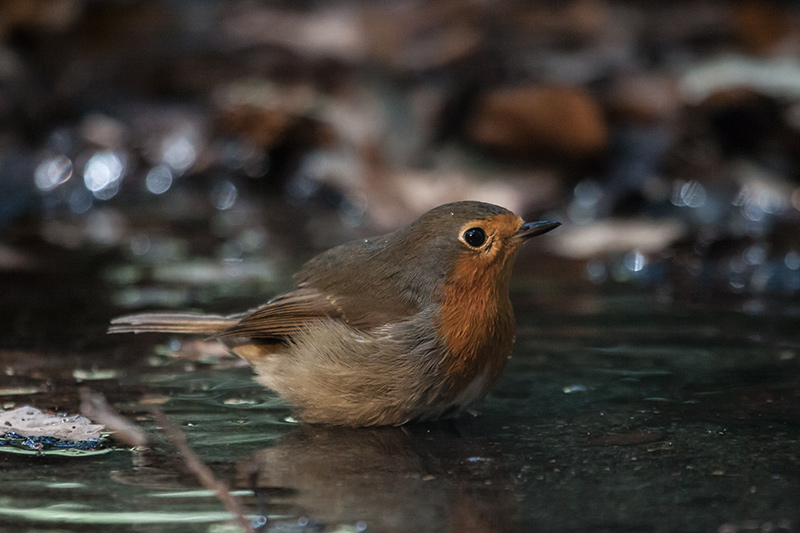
[435,256,516,395]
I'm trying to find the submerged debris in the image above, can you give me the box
[0,405,106,454]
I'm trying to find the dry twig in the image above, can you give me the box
[79,388,148,447]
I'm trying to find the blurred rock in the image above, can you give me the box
[222,4,367,62]
[511,0,609,45]
[363,0,483,71]
[606,72,681,124]
[680,55,800,105]
[217,103,322,149]
[551,218,686,259]
[215,80,336,146]
[0,0,81,35]
[468,85,608,160]
[642,2,730,49]
[732,2,799,55]
[368,167,560,229]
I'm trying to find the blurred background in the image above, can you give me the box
[2,0,800,304]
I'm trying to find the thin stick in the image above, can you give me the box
[151,407,252,533]
[79,388,148,448]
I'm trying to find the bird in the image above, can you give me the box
[109,201,559,427]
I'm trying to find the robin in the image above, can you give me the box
[109,201,559,426]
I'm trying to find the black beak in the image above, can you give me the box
[516,220,561,240]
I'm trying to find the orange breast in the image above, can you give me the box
[435,254,516,395]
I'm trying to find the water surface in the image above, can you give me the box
[0,244,798,533]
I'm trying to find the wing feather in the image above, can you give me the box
[216,288,341,338]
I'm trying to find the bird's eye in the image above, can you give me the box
[462,227,487,248]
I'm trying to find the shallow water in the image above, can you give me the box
[1,243,799,533]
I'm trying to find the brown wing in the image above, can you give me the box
[219,231,429,340]
[217,283,419,340]
[216,287,341,339]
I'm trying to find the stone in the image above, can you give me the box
[468,84,608,159]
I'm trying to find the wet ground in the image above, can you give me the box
[0,230,798,533]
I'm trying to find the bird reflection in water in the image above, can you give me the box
[237,420,519,533]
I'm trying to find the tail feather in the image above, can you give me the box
[108,313,240,335]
